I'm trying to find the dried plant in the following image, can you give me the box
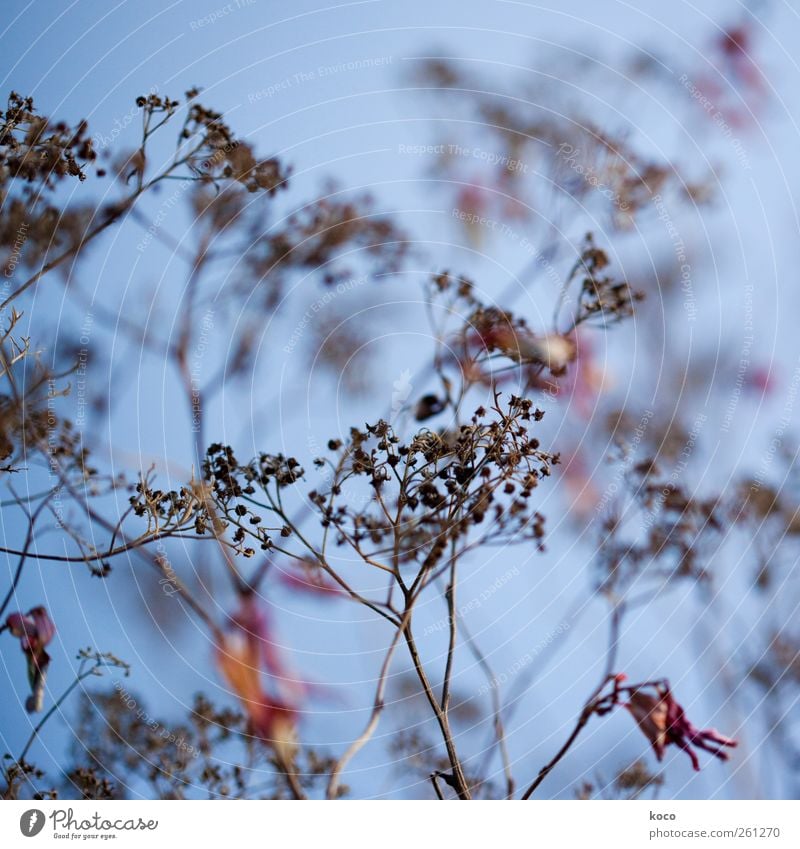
[1,13,793,802]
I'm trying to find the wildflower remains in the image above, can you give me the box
[4,606,56,712]
[215,594,299,763]
[624,680,738,771]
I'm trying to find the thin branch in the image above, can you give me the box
[520,602,625,799]
[457,610,515,798]
[326,610,410,799]
[402,618,471,799]
[0,489,53,620]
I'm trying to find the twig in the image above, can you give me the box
[5,650,128,798]
[520,602,625,799]
[326,612,410,799]
[0,489,53,620]
[457,610,515,798]
[402,619,471,799]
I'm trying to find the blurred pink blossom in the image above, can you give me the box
[5,606,56,713]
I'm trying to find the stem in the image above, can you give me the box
[17,670,89,764]
[519,704,594,799]
[520,604,624,799]
[276,755,307,800]
[458,611,515,798]
[0,492,51,620]
[440,555,458,714]
[326,616,408,799]
[0,194,140,311]
[402,619,471,799]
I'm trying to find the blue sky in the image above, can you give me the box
[2,0,799,799]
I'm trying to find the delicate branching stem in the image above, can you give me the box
[521,604,625,799]
[326,612,409,799]
[402,618,471,799]
[4,651,128,799]
[519,699,596,800]
[0,490,52,620]
[457,611,515,798]
[440,547,459,717]
[277,756,307,800]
